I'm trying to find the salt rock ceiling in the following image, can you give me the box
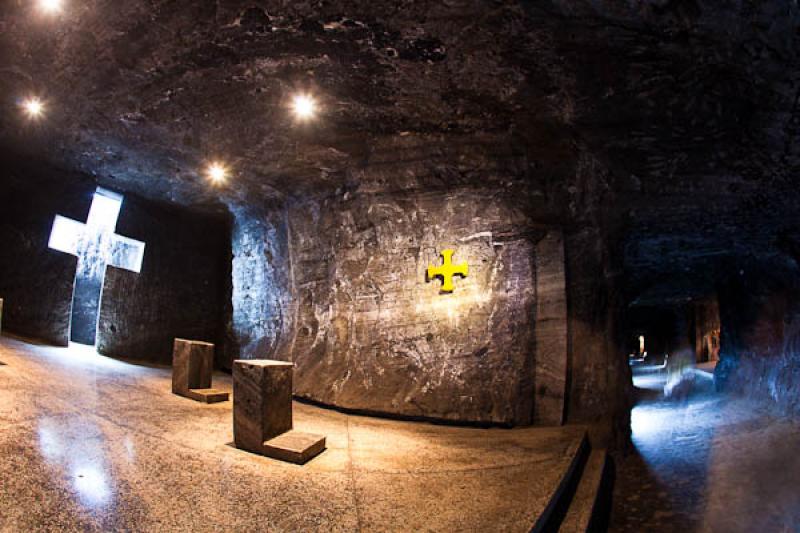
[1,0,799,218]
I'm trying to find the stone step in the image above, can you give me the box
[262,430,326,465]
[531,431,590,533]
[187,388,230,403]
[558,449,610,533]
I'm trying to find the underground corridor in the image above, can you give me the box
[2,1,800,531]
[608,272,800,531]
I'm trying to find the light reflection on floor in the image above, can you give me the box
[19,341,151,513]
[611,363,719,531]
[0,334,588,531]
[37,416,114,509]
[629,363,718,445]
[27,340,150,375]
[71,464,112,507]
[630,366,668,392]
[614,362,800,531]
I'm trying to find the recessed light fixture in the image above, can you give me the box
[291,94,316,120]
[21,97,45,119]
[206,162,228,184]
[38,0,63,14]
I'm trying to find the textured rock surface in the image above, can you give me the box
[283,188,548,425]
[1,0,798,217]
[228,185,580,426]
[566,225,631,443]
[0,158,91,346]
[713,266,800,416]
[533,229,568,425]
[0,0,587,210]
[227,204,293,367]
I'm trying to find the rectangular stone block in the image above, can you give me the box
[172,338,214,393]
[262,430,326,465]
[233,359,294,454]
[187,388,230,403]
[172,338,228,403]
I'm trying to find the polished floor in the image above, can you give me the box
[610,363,800,532]
[0,335,584,532]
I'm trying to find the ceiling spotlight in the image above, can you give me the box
[38,0,63,14]
[206,162,228,184]
[292,94,316,120]
[21,97,45,119]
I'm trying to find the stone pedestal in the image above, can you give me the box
[172,338,229,403]
[233,359,326,464]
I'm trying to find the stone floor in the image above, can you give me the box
[610,362,800,532]
[0,335,584,532]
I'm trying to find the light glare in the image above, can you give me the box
[72,465,111,506]
[22,97,45,119]
[207,162,227,184]
[292,94,316,120]
[38,0,63,13]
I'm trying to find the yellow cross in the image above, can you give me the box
[427,249,468,293]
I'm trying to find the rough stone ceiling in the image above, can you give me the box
[1,1,799,216]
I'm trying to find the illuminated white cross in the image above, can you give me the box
[49,188,145,274]
[48,187,145,345]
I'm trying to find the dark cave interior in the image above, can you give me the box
[1,1,800,531]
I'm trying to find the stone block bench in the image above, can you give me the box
[233,359,325,464]
[171,338,229,403]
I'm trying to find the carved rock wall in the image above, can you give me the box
[227,204,294,369]
[533,230,568,425]
[565,225,632,443]
[0,161,90,346]
[715,261,800,417]
[278,188,566,425]
[97,196,229,366]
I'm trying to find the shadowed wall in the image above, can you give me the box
[0,160,89,346]
[0,156,229,366]
[97,195,229,365]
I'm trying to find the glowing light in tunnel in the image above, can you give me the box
[206,162,228,184]
[291,93,316,120]
[21,97,45,119]
[630,405,667,439]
